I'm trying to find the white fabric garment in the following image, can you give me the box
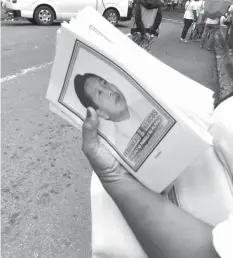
[213,214,233,258]
[206,17,220,24]
[209,96,233,179]
[199,0,205,15]
[184,1,198,20]
[229,5,233,14]
[91,96,233,258]
[132,4,158,29]
[229,5,233,23]
[196,0,204,16]
[140,5,158,28]
[220,16,228,26]
[107,99,152,153]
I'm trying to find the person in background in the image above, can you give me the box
[166,0,172,11]
[180,0,198,43]
[220,6,231,28]
[196,0,206,38]
[178,0,182,8]
[227,5,233,53]
[171,0,174,11]
[200,14,220,51]
[131,0,137,16]
[190,0,206,40]
[172,0,178,11]
[131,0,162,52]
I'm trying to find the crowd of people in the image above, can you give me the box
[131,0,233,54]
[164,0,184,12]
[220,5,233,53]
[180,0,233,53]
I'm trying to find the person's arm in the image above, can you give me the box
[229,5,233,18]
[193,10,197,21]
[135,0,146,35]
[104,178,220,258]
[192,2,198,21]
[82,108,220,258]
[150,7,162,35]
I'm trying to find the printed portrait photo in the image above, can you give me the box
[59,40,176,171]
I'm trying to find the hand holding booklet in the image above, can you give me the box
[46,7,213,193]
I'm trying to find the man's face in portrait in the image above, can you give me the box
[84,75,129,122]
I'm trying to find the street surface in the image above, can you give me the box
[1,14,217,258]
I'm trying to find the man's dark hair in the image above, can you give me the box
[74,73,98,109]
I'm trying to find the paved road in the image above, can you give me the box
[1,16,217,258]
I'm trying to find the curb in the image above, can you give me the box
[213,32,233,108]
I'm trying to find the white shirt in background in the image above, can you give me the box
[199,0,205,14]
[229,5,233,15]
[206,17,219,24]
[229,5,233,22]
[202,0,220,25]
[140,5,158,28]
[131,4,158,30]
[195,0,204,16]
[220,16,227,27]
[184,1,198,20]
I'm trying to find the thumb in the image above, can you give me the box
[82,107,99,155]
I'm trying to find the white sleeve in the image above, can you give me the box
[220,16,227,26]
[229,5,233,14]
[192,2,197,11]
[212,214,233,258]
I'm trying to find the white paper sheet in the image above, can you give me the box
[46,7,213,193]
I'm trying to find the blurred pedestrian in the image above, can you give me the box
[200,15,220,51]
[172,0,178,11]
[166,0,172,11]
[196,0,206,38]
[180,0,198,43]
[178,0,182,8]
[131,0,162,52]
[190,0,206,40]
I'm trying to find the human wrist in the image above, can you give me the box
[96,164,134,185]
[101,167,138,194]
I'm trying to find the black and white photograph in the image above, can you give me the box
[59,40,176,171]
[1,1,233,258]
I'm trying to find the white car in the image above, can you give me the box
[4,0,133,26]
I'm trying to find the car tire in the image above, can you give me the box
[27,18,36,24]
[34,5,55,26]
[103,8,119,26]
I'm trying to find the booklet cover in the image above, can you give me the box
[46,7,213,192]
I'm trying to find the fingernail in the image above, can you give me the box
[87,108,91,118]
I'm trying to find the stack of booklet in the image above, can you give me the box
[46,7,213,193]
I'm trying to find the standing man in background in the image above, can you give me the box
[166,0,172,11]
[200,14,220,51]
[131,0,162,52]
[189,0,206,40]
[180,0,198,43]
[172,0,178,11]
[196,0,206,38]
